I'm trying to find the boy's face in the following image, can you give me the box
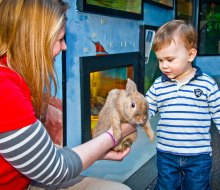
[155,37,197,81]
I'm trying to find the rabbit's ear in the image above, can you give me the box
[126,78,137,96]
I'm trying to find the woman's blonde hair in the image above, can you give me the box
[0,0,69,118]
[153,20,197,52]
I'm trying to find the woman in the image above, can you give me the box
[0,0,135,189]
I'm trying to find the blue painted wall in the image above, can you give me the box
[52,53,63,98]
[143,3,173,26]
[63,1,173,147]
[65,1,140,147]
[195,56,220,76]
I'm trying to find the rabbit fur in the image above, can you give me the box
[92,78,154,151]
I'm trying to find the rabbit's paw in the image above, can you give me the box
[113,143,123,152]
[122,139,133,149]
[148,129,155,142]
[144,127,155,142]
[113,139,132,152]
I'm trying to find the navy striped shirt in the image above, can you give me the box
[146,67,220,155]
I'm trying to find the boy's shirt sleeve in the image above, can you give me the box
[208,82,220,133]
[146,83,158,118]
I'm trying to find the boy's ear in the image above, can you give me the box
[188,48,197,62]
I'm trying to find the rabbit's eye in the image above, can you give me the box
[131,103,136,108]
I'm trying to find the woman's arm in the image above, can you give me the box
[0,120,135,184]
[0,120,82,185]
[73,123,136,170]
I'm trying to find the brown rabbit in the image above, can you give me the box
[92,78,154,151]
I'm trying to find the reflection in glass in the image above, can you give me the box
[176,0,193,23]
[90,66,133,133]
[87,0,142,14]
[198,1,220,55]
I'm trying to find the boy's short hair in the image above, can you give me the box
[153,20,197,52]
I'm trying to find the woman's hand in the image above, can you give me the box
[101,147,131,161]
[73,123,136,170]
[101,123,136,161]
[107,123,137,145]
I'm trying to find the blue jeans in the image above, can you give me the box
[155,150,212,190]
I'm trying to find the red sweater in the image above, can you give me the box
[0,56,36,190]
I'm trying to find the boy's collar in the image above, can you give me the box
[161,66,203,82]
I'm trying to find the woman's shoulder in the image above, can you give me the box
[0,67,36,132]
[0,66,31,106]
[0,66,22,81]
[0,66,28,91]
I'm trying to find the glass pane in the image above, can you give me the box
[90,66,133,132]
[176,0,193,23]
[198,1,220,55]
[87,0,142,14]
[143,28,161,94]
